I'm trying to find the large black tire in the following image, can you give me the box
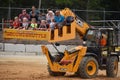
[76,56,98,78]
[47,64,65,76]
[106,56,118,77]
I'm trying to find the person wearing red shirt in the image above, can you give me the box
[12,16,20,29]
[19,9,30,21]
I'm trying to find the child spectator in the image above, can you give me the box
[21,17,29,30]
[50,19,55,31]
[19,9,30,21]
[12,16,20,29]
[50,19,56,39]
[38,20,47,31]
[29,18,38,30]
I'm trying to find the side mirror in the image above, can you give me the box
[83,36,87,41]
[55,43,60,46]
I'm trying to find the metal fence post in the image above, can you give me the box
[2,18,4,31]
[1,18,5,51]
[103,9,106,27]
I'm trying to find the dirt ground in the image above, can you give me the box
[0,55,120,80]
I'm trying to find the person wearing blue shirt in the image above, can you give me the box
[54,10,64,23]
[54,10,65,36]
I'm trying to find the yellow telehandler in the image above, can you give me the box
[41,8,120,78]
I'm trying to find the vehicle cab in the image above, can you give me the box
[84,28,119,69]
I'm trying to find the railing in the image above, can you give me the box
[49,24,75,42]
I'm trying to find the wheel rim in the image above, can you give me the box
[86,60,97,76]
[114,60,118,75]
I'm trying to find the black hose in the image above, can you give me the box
[51,43,60,54]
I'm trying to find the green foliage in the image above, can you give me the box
[55,0,73,9]
[55,0,72,5]
[101,0,120,11]
[42,0,56,8]
[0,0,120,21]
[87,0,103,10]
[0,0,120,11]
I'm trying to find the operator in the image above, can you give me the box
[100,34,107,46]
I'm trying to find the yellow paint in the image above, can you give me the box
[115,47,120,51]
[86,60,97,75]
[3,29,50,40]
[41,45,87,73]
[49,25,76,42]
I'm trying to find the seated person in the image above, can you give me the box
[54,10,65,36]
[38,20,48,31]
[54,10,65,24]
[29,6,40,21]
[46,10,54,24]
[19,9,30,21]
[50,19,56,39]
[100,34,107,46]
[29,18,38,30]
[38,13,46,22]
[50,19,55,31]
[21,17,29,30]
[12,16,20,29]
[29,11,38,21]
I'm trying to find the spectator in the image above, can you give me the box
[54,10,64,23]
[38,20,47,31]
[38,13,46,22]
[12,16,20,29]
[19,9,30,21]
[30,11,38,21]
[29,6,40,21]
[21,17,29,30]
[50,19,55,31]
[46,11,54,23]
[50,19,55,39]
[54,10,65,36]
[29,18,38,30]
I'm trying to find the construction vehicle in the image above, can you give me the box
[3,8,120,78]
[41,8,120,78]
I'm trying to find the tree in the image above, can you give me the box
[100,0,120,20]
[0,0,120,20]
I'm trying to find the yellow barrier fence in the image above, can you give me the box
[3,29,50,41]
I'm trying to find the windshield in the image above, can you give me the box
[85,29,101,47]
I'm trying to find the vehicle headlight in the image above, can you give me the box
[83,41,86,46]
[102,51,107,56]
